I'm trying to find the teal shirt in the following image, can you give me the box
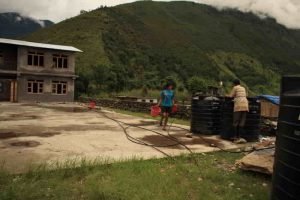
[161,89,174,107]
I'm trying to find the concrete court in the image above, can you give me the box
[0,102,244,173]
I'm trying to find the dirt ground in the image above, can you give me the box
[0,102,245,173]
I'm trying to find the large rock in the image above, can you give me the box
[236,148,275,175]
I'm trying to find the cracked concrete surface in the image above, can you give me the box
[0,102,243,173]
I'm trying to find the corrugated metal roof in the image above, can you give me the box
[0,38,82,52]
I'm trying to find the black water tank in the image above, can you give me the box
[190,96,221,134]
[220,97,235,139]
[220,97,261,142]
[244,98,261,142]
[271,76,300,200]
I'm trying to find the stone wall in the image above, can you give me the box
[79,97,191,119]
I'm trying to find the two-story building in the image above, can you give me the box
[0,38,81,102]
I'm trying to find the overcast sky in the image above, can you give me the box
[0,0,300,29]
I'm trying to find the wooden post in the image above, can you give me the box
[10,80,17,102]
[10,81,13,102]
[14,81,17,102]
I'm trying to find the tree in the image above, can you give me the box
[161,76,178,89]
[80,10,87,14]
[141,86,148,97]
[76,70,93,95]
[109,64,129,92]
[187,76,209,94]
[92,64,111,91]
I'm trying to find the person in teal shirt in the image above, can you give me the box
[157,83,175,131]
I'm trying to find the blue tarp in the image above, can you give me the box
[258,95,280,105]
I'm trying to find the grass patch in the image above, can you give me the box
[107,108,190,126]
[0,152,271,200]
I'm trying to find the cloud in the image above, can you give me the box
[0,0,300,29]
[18,14,46,27]
[0,0,130,22]
[0,0,154,22]
[198,0,300,29]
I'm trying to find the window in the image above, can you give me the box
[27,80,44,94]
[53,54,68,68]
[28,52,44,67]
[52,81,67,95]
[0,51,3,64]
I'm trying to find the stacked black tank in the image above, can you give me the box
[243,98,261,141]
[190,96,221,134]
[219,97,234,140]
[219,97,261,142]
[271,76,300,200]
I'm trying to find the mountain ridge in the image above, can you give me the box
[24,1,300,95]
[0,12,54,38]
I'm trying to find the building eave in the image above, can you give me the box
[19,72,79,78]
[0,69,18,75]
[0,38,82,53]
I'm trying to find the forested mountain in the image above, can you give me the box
[0,12,53,38]
[25,1,300,95]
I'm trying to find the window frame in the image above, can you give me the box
[27,51,44,67]
[52,54,69,69]
[52,81,68,95]
[27,80,44,94]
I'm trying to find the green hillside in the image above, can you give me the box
[25,1,300,96]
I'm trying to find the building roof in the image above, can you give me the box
[0,38,82,52]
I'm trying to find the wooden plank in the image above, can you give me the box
[260,100,279,118]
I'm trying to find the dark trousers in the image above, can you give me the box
[233,111,247,138]
[233,111,247,127]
